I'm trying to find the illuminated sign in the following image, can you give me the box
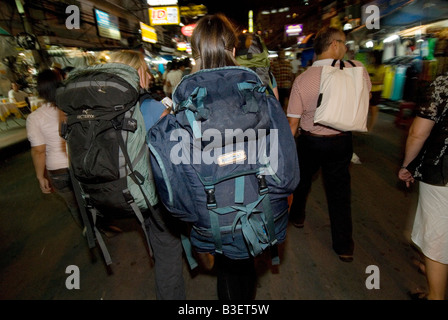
[149,6,180,25]
[140,22,157,43]
[147,0,178,5]
[177,42,187,51]
[285,24,303,36]
[180,5,207,17]
[181,24,196,37]
[94,9,121,40]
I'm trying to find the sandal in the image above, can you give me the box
[338,254,354,263]
[408,289,428,300]
[412,258,426,275]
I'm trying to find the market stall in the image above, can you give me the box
[349,0,448,105]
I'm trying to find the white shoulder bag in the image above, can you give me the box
[314,59,370,132]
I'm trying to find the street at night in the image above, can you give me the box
[1,0,447,308]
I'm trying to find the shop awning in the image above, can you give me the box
[349,0,448,42]
[381,0,448,27]
[0,27,10,36]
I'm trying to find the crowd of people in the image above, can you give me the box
[17,13,447,301]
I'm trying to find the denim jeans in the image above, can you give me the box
[290,132,354,255]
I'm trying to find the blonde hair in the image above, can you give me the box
[109,50,145,70]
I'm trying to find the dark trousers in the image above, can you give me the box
[216,254,256,300]
[47,168,82,227]
[144,204,186,300]
[290,132,354,255]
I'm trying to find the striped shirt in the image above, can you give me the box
[287,59,372,135]
[271,58,293,89]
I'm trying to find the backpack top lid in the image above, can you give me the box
[235,33,272,88]
[55,63,140,115]
[235,33,270,69]
[171,66,271,148]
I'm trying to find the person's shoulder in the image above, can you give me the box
[298,66,319,78]
[25,107,40,125]
[292,67,317,88]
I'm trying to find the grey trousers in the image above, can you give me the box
[144,204,186,300]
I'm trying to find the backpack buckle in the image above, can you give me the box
[257,174,268,195]
[60,121,68,140]
[84,194,94,209]
[111,118,122,130]
[122,118,137,132]
[205,186,217,209]
[123,190,135,204]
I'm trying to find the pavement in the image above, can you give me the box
[0,117,28,154]
[0,109,442,309]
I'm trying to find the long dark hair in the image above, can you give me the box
[37,69,62,104]
[191,14,239,71]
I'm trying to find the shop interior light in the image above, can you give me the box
[365,40,374,48]
[383,34,399,43]
[343,23,353,31]
[398,20,448,37]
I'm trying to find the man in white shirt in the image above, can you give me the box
[287,26,371,263]
[165,60,184,96]
[291,52,302,77]
[8,82,28,103]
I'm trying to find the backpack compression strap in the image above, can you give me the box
[205,173,280,264]
[114,124,161,259]
[68,163,95,250]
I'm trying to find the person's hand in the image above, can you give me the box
[38,177,52,194]
[398,168,414,188]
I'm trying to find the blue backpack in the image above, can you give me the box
[147,67,299,265]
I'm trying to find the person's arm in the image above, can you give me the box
[8,90,15,102]
[398,116,435,187]
[288,117,300,138]
[160,108,170,118]
[272,86,279,100]
[270,73,280,100]
[30,144,52,193]
[286,76,302,137]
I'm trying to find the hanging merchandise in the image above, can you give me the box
[390,65,408,101]
[382,65,395,99]
[426,38,437,60]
